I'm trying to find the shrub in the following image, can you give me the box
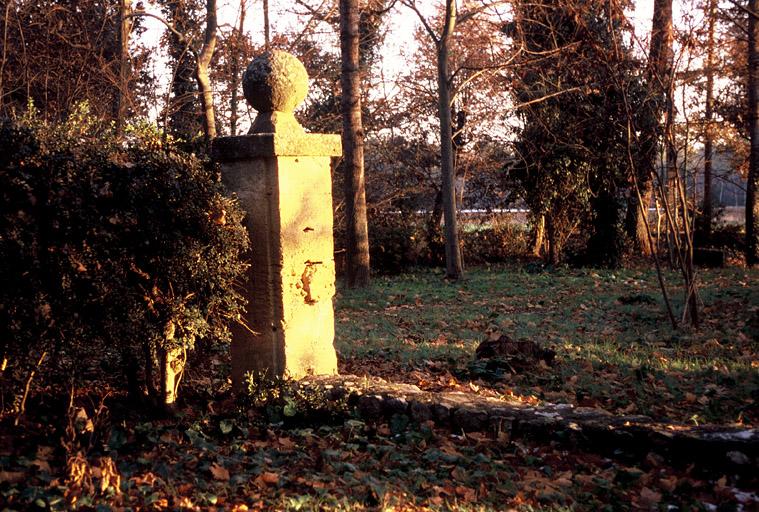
[0,110,249,415]
[367,212,428,274]
[461,219,530,265]
[240,372,348,425]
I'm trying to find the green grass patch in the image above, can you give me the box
[335,264,759,425]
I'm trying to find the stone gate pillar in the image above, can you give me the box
[212,50,341,388]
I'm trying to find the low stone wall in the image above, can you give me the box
[302,374,757,474]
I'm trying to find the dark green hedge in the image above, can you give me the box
[0,113,249,412]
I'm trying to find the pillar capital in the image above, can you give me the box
[212,132,341,161]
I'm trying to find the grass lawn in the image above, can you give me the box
[335,264,759,426]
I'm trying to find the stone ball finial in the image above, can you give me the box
[243,51,309,114]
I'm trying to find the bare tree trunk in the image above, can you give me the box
[748,0,759,265]
[437,0,463,280]
[546,216,561,266]
[230,0,245,136]
[196,0,217,149]
[532,214,545,257]
[263,0,271,48]
[159,347,185,408]
[665,89,678,227]
[426,189,444,262]
[626,186,653,254]
[0,1,11,110]
[701,0,716,241]
[339,0,371,287]
[625,0,673,256]
[114,0,132,135]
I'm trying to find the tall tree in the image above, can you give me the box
[624,0,675,256]
[114,0,133,135]
[509,0,644,266]
[263,0,271,47]
[403,0,463,279]
[700,0,716,241]
[748,0,759,265]
[229,0,246,136]
[148,0,217,148]
[162,0,202,142]
[339,0,371,287]
[196,0,218,147]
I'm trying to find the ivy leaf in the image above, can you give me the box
[220,419,234,435]
[283,397,297,417]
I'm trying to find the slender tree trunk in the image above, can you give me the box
[437,0,463,280]
[426,189,444,263]
[339,0,371,287]
[532,214,545,257]
[165,0,197,141]
[665,89,678,224]
[546,216,561,266]
[159,347,185,408]
[114,0,132,135]
[625,0,673,256]
[748,0,759,265]
[230,0,245,136]
[701,0,715,241]
[263,0,270,48]
[196,0,218,149]
[626,186,653,254]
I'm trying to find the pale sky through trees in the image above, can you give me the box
[138,0,702,133]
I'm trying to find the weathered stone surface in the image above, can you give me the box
[409,399,433,423]
[216,52,341,388]
[453,407,489,432]
[431,403,453,425]
[242,51,311,135]
[221,153,339,386]
[358,395,384,418]
[243,50,308,114]
[213,133,341,161]
[383,396,409,416]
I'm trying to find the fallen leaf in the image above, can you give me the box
[98,457,121,494]
[658,475,678,493]
[466,432,489,443]
[177,497,198,510]
[454,485,477,501]
[638,487,662,508]
[36,446,54,460]
[260,471,279,485]
[209,463,230,481]
[32,458,52,473]
[278,437,296,449]
[451,466,468,482]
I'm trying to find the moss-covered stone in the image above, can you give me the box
[242,50,309,114]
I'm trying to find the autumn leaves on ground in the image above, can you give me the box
[2,264,757,511]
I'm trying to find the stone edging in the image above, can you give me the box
[301,374,757,473]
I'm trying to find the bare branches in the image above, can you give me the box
[126,12,193,51]
[401,0,440,44]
